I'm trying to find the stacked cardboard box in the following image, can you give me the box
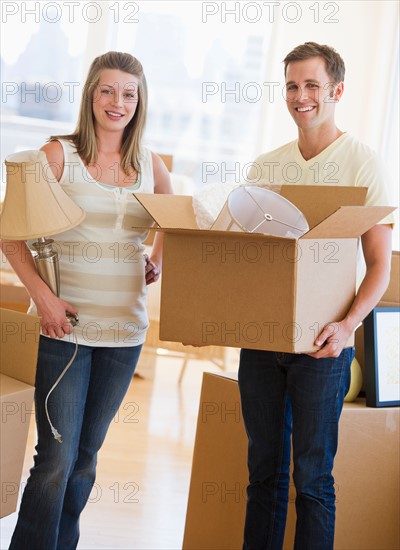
[0,308,39,518]
[183,372,400,549]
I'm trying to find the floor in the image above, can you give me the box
[0,348,239,550]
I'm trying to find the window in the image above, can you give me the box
[1,0,399,250]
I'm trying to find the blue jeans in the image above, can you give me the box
[238,348,353,550]
[9,336,142,550]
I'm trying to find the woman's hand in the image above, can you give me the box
[0,240,78,338]
[34,287,78,338]
[144,254,161,285]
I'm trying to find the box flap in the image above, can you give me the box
[133,190,395,240]
[133,193,198,230]
[302,206,396,239]
[280,186,368,229]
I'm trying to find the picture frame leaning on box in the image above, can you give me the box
[364,306,400,408]
[238,42,396,550]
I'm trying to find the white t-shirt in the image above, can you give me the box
[247,133,395,226]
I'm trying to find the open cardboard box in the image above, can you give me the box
[0,308,40,518]
[133,186,394,353]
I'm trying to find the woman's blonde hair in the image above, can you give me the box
[51,51,147,175]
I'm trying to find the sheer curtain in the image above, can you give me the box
[1,1,398,246]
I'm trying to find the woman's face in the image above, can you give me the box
[92,69,140,135]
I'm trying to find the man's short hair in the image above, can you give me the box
[283,42,345,83]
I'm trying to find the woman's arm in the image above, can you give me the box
[145,153,174,285]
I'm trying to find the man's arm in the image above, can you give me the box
[309,224,392,358]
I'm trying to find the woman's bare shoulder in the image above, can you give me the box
[40,140,64,181]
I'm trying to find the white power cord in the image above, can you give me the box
[44,330,79,443]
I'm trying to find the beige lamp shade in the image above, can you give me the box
[0,149,85,240]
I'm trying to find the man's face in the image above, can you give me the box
[284,56,343,131]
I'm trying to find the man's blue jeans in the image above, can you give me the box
[238,347,353,550]
[9,336,142,550]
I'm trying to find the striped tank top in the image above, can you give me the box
[29,139,155,347]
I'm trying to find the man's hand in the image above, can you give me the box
[144,254,161,285]
[307,319,353,359]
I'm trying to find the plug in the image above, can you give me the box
[66,311,79,326]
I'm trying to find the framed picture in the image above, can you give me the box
[364,307,400,407]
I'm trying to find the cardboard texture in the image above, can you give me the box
[183,372,400,550]
[133,186,395,353]
[1,308,40,386]
[0,308,40,518]
[355,251,400,388]
[0,375,35,518]
[379,250,400,305]
[0,283,30,313]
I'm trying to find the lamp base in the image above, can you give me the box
[32,238,60,296]
[32,237,79,327]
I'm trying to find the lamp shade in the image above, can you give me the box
[0,149,85,240]
[212,186,309,238]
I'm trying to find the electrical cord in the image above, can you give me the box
[44,329,79,443]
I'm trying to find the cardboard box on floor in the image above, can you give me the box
[0,308,40,518]
[133,186,394,353]
[182,372,400,550]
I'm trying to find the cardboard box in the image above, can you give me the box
[380,250,400,306]
[0,308,40,518]
[183,372,400,550]
[133,186,394,353]
[0,282,30,313]
[355,251,399,386]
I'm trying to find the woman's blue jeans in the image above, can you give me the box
[9,336,142,550]
[238,347,353,550]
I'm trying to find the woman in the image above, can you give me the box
[2,51,172,550]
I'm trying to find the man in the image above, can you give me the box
[239,42,394,549]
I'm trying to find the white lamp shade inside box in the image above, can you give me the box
[211,186,309,238]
